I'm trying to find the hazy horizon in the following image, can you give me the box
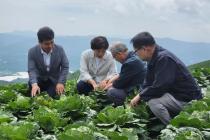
[1,30,210,44]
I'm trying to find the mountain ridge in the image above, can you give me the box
[0,31,210,74]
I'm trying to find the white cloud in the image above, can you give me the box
[66,17,77,22]
[0,0,210,42]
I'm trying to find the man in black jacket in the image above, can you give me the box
[130,32,202,124]
[105,42,146,106]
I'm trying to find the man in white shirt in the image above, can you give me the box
[77,36,117,95]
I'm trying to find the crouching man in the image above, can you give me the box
[106,42,146,106]
[28,27,69,98]
[130,32,202,125]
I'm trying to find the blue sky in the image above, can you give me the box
[0,0,210,43]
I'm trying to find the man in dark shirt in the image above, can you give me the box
[130,32,202,124]
[105,42,146,106]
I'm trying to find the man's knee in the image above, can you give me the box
[148,99,159,108]
[107,88,126,99]
[148,99,171,125]
[106,88,126,106]
[148,99,166,115]
[76,81,93,95]
[76,81,84,92]
[106,88,116,98]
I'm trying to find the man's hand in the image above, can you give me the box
[56,83,65,95]
[130,94,141,107]
[31,83,40,97]
[103,83,112,90]
[92,83,99,91]
[99,80,108,89]
[87,79,98,91]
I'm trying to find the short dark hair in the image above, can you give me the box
[37,26,54,43]
[91,36,109,50]
[131,32,156,49]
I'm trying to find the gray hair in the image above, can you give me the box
[109,42,128,55]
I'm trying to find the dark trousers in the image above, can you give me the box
[28,79,56,98]
[76,80,93,95]
[106,87,127,107]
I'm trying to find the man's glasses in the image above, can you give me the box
[112,53,119,59]
[134,48,140,54]
[134,46,145,54]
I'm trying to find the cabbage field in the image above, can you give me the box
[0,68,210,140]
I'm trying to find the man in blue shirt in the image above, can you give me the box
[105,42,146,106]
[130,32,202,124]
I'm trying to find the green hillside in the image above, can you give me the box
[188,60,210,70]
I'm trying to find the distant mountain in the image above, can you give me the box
[0,31,210,76]
[156,38,210,65]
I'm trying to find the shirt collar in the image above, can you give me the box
[91,50,108,61]
[40,48,53,55]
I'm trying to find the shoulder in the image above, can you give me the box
[82,49,92,54]
[156,54,174,64]
[80,49,94,61]
[157,47,187,70]
[81,49,93,57]
[28,45,39,54]
[156,46,176,60]
[126,54,144,66]
[54,44,64,51]
[124,61,143,72]
[155,53,178,69]
[104,51,114,60]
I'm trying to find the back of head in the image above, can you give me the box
[110,42,128,55]
[131,32,156,49]
[37,26,54,43]
[91,36,109,50]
